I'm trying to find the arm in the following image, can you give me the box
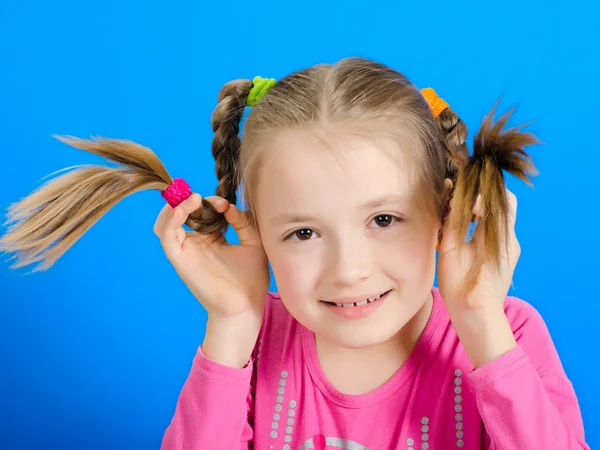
[160,313,262,450]
[450,299,589,450]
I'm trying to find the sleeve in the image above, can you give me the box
[160,345,257,450]
[467,299,590,450]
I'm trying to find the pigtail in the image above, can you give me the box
[424,88,539,286]
[0,137,179,271]
[0,79,256,271]
[449,103,538,268]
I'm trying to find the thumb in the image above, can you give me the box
[159,193,203,260]
[224,204,261,246]
[439,192,482,257]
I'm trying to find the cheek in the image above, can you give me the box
[379,222,439,278]
[264,242,323,301]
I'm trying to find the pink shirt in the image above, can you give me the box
[160,288,589,449]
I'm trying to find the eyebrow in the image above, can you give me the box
[362,194,408,209]
[270,194,408,225]
[271,214,317,225]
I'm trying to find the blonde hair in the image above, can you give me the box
[0,57,538,288]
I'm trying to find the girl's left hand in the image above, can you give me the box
[436,187,520,369]
[437,187,520,313]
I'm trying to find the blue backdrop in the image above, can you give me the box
[1,1,598,448]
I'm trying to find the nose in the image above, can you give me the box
[329,235,372,286]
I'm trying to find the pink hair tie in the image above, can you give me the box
[161,178,192,207]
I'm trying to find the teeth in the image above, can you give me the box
[333,293,384,308]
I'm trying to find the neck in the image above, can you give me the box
[315,291,434,395]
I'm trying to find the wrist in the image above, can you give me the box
[202,309,263,369]
[448,305,517,370]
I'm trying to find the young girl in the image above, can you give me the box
[0,57,589,449]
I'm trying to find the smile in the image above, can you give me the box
[320,289,392,319]
[323,291,388,308]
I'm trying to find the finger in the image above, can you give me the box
[154,194,206,237]
[504,189,519,264]
[506,189,517,227]
[153,203,174,237]
[176,227,187,246]
[163,193,203,233]
[472,193,484,218]
[494,189,517,256]
[160,193,203,257]
[478,220,519,268]
[224,204,260,245]
[203,195,230,214]
[471,219,489,254]
[192,196,231,246]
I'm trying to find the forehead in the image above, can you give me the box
[255,128,417,210]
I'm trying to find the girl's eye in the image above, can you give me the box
[288,228,316,241]
[371,214,399,228]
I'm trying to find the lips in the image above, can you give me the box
[320,290,392,320]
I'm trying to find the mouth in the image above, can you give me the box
[321,289,392,308]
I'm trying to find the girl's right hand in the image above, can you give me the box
[153,193,270,323]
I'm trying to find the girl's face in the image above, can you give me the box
[254,129,441,349]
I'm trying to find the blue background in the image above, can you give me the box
[1,1,598,448]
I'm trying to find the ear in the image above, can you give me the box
[436,178,454,251]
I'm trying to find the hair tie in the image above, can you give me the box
[247,76,277,107]
[421,87,449,118]
[161,178,192,208]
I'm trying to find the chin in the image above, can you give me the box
[322,318,409,349]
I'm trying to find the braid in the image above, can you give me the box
[435,108,469,180]
[430,104,472,241]
[427,90,538,284]
[186,79,253,235]
[0,79,256,270]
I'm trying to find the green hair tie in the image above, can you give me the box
[247,76,276,107]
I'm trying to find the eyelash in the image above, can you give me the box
[284,214,404,242]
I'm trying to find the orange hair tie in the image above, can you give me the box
[421,87,449,118]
